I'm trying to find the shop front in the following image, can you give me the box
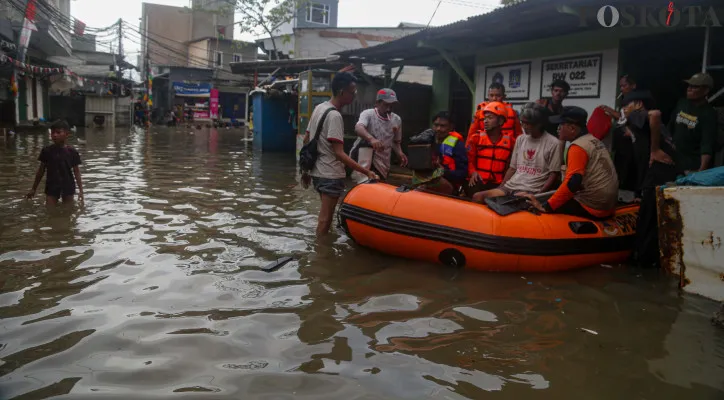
[172,81,214,121]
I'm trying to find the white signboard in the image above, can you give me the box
[484,62,531,101]
[540,54,602,99]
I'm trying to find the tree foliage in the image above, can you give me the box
[230,0,309,59]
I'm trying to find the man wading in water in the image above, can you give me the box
[302,73,378,237]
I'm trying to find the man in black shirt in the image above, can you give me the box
[667,72,718,173]
[621,91,678,268]
[26,120,84,206]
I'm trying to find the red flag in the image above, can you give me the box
[74,20,86,36]
[25,0,37,21]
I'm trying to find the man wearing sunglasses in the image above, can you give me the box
[667,72,719,174]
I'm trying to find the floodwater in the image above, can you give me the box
[1,127,723,400]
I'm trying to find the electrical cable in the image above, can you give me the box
[123,29,237,74]
[123,23,241,74]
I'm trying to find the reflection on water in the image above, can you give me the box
[1,127,723,399]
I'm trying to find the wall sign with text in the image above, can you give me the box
[484,62,531,101]
[540,54,602,99]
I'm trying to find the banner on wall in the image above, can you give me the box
[540,54,602,99]
[173,81,211,97]
[484,62,531,101]
[209,89,219,119]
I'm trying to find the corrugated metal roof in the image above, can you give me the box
[229,57,348,74]
[333,0,720,66]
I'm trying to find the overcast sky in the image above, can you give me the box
[67,0,500,79]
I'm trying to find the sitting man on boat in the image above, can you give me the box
[409,111,468,195]
[521,106,619,219]
[471,102,562,203]
[466,102,516,197]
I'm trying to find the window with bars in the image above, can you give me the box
[306,3,330,25]
[233,54,242,63]
[215,51,223,67]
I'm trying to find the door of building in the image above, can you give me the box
[619,28,724,122]
[449,71,474,139]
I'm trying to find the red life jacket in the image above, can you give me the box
[475,132,514,184]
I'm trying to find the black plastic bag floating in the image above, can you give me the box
[259,257,294,272]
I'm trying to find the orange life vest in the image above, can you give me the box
[475,132,514,184]
[469,101,520,141]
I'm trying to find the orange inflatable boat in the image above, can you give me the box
[339,182,640,272]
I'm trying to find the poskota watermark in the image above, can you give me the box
[573,4,722,28]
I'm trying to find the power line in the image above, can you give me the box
[427,1,442,26]
[6,0,119,33]
[123,28,235,74]
[122,22,241,74]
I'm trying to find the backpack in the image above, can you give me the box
[298,107,335,172]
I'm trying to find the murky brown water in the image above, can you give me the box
[1,127,723,399]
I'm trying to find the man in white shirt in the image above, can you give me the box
[351,88,408,182]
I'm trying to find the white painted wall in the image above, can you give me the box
[21,77,45,120]
[660,186,724,302]
[293,28,431,85]
[24,77,33,119]
[35,80,43,119]
[475,48,619,118]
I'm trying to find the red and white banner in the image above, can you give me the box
[17,0,38,62]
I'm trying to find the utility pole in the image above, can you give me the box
[117,19,123,79]
[145,50,151,128]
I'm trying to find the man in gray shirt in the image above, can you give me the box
[302,73,378,236]
[351,88,408,181]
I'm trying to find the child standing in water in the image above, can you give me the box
[26,120,84,206]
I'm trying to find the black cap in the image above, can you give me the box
[549,106,588,128]
[621,90,654,107]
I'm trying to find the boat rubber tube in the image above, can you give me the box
[339,183,640,273]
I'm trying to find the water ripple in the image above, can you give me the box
[1,128,723,399]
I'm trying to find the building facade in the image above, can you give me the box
[0,0,73,125]
[257,25,432,84]
[139,2,239,74]
[140,1,256,123]
[276,0,339,36]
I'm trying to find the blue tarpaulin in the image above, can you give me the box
[173,82,211,97]
[675,166,724,186]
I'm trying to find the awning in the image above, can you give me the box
[230,56,348,75]
[175,93,210,98]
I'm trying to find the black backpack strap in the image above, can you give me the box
[313,107,336,142]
